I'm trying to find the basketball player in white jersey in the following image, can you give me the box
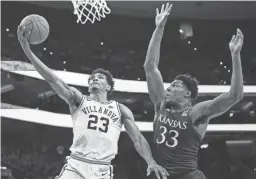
[17,26,169,179]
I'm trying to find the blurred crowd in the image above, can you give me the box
[1,119,256,179]
[1,129,67,179]
[2,143,65,179]
[2,2,256,85]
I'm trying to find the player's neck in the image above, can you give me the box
[90,92,108,103]
[168,101,191,113]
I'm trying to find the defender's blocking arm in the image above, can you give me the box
[191,29,244,121]
[144,3,173,108]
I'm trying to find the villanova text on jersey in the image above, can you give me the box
[153,108,202,176]
[81,105,119,123]
[69,96,122,164]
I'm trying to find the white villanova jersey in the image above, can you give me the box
[69,96,123,164]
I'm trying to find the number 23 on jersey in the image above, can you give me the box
[156,126,179,148]
[87,114,110,133]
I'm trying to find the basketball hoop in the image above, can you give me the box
[71,0,111,24]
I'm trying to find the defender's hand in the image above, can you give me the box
[229,28,244,54]
[155,3,173,28]
[17,25,31,51]
[147,161,169,179]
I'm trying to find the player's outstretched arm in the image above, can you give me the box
[144,3,173,108]
[120,103,169,179]
[191,29,244,121]
[17,25,82,105]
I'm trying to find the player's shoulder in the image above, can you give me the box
[154,99,166,113]
[189,102,210,124]
[150,100,161,113]
[189,104,201,119]
[116,102,133,116]
[68,86,83,104]
[69,86,80,93]
[116,102,125,111]
[106,99,120,108]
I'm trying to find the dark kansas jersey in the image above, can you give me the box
[153,105,203,176]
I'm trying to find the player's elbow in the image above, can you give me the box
[230,85,244,101]
[45,71,59,84]
[236,94,243,102]
[144,62,156,72]
[229,91,243,103]
[133,140,140,148]
[143,64,151,71]
[133,137,142,151]
[132,133,143,147]
[144,65,158,75]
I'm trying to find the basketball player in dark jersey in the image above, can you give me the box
[144,3,244,179]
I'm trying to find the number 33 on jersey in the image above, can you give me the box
[156,126,179,148]
[154,110,200,149]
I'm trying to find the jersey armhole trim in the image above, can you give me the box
[116,102,123,126]
[188,109,204,141]
[116,102,122,118]
[153,111,159,122]
[154,100,165,122]
[71,95,86,116]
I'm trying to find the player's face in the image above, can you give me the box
[88,73,110,93]
[165,80,189,104]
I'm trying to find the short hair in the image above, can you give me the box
[174,74,199,100]
[88,68,115,98]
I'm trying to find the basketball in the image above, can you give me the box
[20,14,49,44]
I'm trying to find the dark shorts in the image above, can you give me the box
[168,170,206,179]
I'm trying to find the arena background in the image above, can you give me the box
[1,1,256,179]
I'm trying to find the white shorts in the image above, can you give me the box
[55,156,114,179]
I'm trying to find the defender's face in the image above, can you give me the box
[88,73,110,93]
[165,80,189,104]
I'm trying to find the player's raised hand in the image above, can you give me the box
[229,28,244,54]
[147,161,169,179]
[17,25,30,50]
[155,2,173,28]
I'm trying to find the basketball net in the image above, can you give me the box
[71,0,111,24]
